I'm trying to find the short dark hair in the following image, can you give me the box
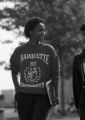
[24,16,45,38]
[80,24,85,31]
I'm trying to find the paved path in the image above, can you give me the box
[51,117,80,120]
[51,117,79,120]
[4,108,80,120]
[48,115,80,120]
[4,108,18,118]
[60,117,79,120]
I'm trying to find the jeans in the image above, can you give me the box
[15,92,51,120]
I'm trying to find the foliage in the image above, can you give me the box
[0,0,85,79]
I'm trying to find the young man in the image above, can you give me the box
[10,17,60,120]
[72,24,85,120]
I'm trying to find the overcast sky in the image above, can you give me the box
[0,27,27,90]
[0,2,27,91]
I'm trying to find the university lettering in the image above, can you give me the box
[20,81,45,88]
[20,53,50,64]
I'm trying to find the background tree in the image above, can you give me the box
[0,0,84,78]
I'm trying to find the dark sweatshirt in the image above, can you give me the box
[10,42,60,95]
[73,49,85,108]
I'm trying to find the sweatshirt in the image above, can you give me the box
[10,42,60,95]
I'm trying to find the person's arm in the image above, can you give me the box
[50,49,60,105]
[11,72,20,92]
[10,48,20,92]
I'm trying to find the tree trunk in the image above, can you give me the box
[60,77,66,115]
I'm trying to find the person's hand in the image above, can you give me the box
[76,108,80,115]
[15,86,20,93]
[52,96,59,106]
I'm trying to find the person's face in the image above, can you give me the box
[30,22,46,43]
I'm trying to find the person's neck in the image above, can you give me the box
[28,39,39,46]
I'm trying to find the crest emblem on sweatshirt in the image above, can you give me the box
[24,61,41,83]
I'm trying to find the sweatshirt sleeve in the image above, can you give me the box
[10,48,20,74]
[72,56,82,108]
[50,47,60,99]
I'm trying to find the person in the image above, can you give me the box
[72,24,85,120]
[10,16,60,120]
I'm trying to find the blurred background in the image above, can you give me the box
[0,0,85,119]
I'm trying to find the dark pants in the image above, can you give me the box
[15,92,51,120]
[80,105,85,120]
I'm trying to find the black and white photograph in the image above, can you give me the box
[0,0,85,120]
